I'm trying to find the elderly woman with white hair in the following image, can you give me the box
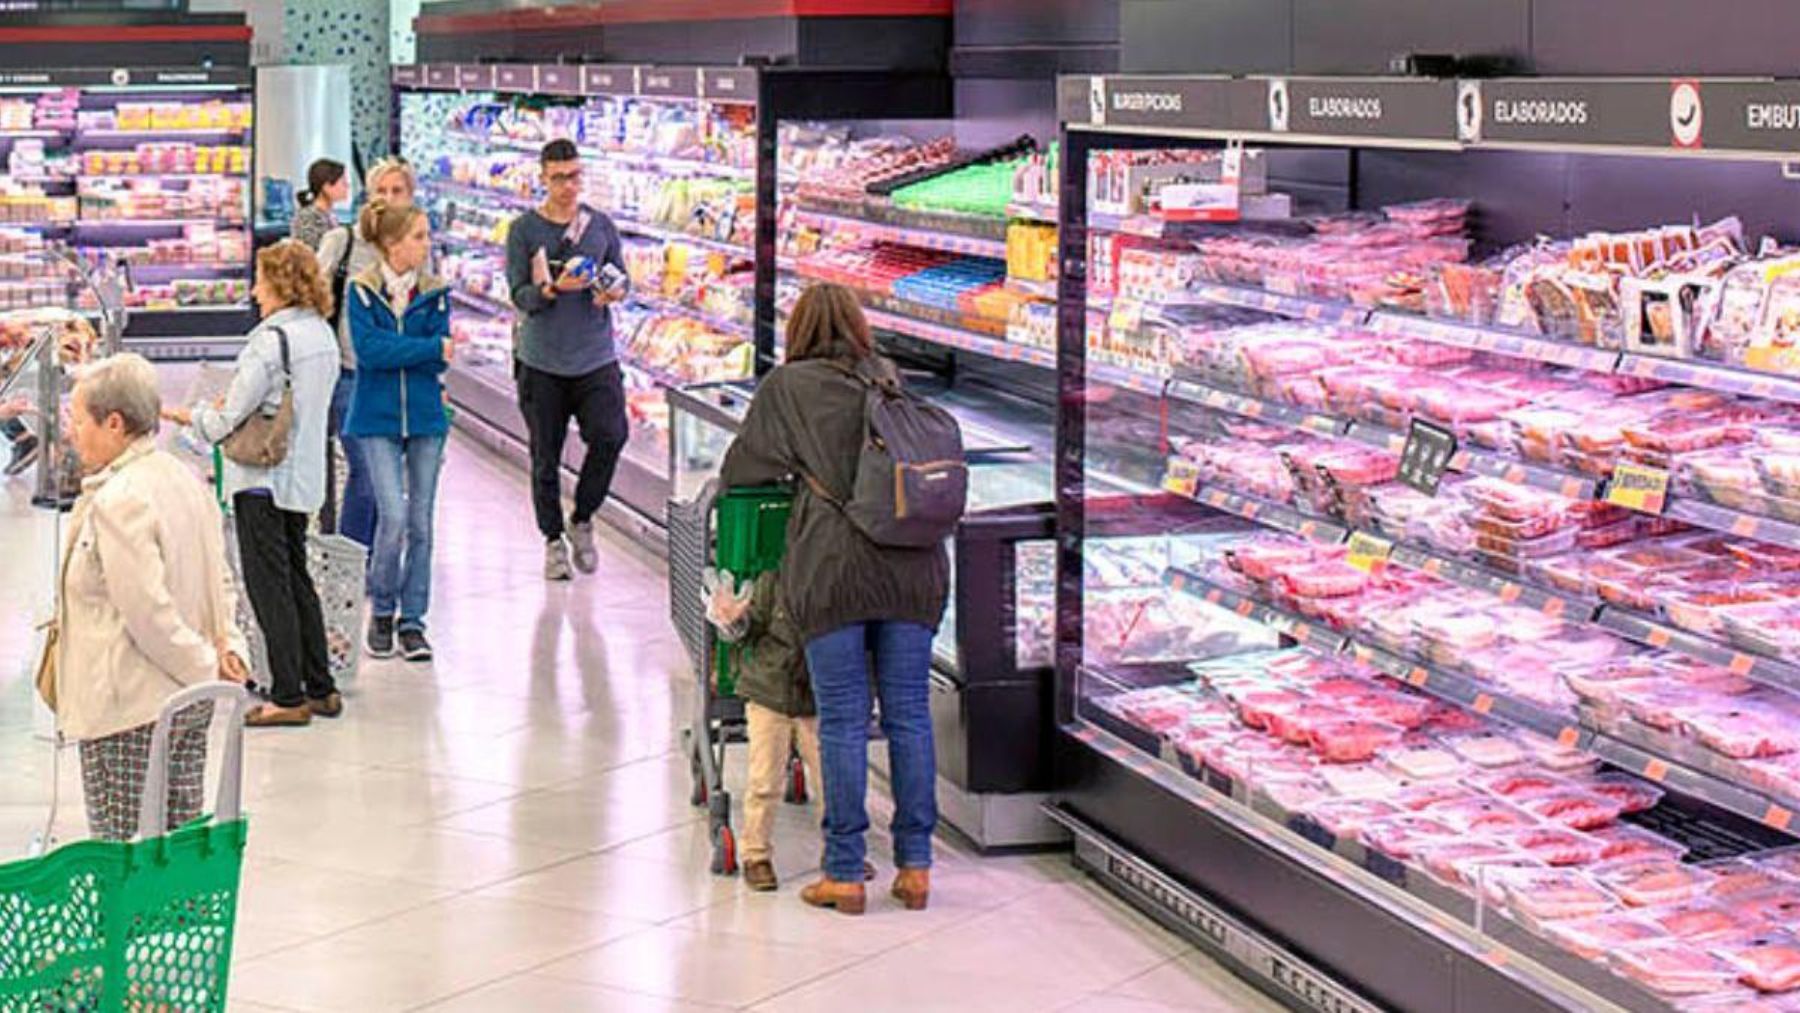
[48,353,250,841]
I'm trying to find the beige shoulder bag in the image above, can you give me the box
[220,326,294,468]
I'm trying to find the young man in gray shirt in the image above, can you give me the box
[505,139,631,580]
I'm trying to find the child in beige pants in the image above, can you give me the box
[710,569,821,891]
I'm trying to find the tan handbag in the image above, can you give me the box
[220,326,294,468]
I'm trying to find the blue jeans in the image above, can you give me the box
[804,621,938,880]
[328,372,376,548]
[363,433,444,631]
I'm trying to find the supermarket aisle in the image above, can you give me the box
[0,434,1277,1013]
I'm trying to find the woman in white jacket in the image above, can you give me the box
[59,354,250,841]
[167,240,342,727]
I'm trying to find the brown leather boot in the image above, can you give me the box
[891,868,930,911]
[743,860,778,893]
[800,877,866,915]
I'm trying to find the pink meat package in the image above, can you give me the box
[1712,932,1800,993]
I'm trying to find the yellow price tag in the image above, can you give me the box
[1161,457,1199,497]
[1606,463,1671,515]
[1345,531,1394,574]
[1108,298,1146,334]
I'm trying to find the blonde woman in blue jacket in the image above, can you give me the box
[344,200,452,663]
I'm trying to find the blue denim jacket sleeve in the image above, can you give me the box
[190,324,282,445]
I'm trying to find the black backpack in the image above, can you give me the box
[803,361,968,548]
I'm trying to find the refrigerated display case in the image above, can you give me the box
[0,66,255,359]
[1053,75,1800,1012]
[392,63,950,538]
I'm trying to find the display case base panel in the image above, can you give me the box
[124,335,247,363]
[449,389,667,558]
[867,747,1067,852]
[1056,732,1604,1013]
[1047,805,1381,1013]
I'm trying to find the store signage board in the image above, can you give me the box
[424,65,456,89]
[391,65,422,88]
[1398,419,1458,495]
[581,66,637,97]
[1274,78,1458,142]
[494,65,536,94]
[1607,463,1671,514]
[0,67,248,88]
[455,65,495,91]
[640,68,701,100]
[702,68,757,105]
[538,65,580,96]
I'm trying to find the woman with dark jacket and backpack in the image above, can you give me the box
[344,199,453,664]
[720,283,951,916]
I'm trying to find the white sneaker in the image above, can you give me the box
[568,516,598,574]
[544,538,573,581]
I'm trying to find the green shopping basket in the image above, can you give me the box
[0,683,253,1012]
[711,485,792,697]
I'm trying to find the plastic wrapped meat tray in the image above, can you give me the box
[1519,788,1626,830]
[1542,911,1668,960]
[1722,604,1800,662]
[1381,744,1464,780]
[1592,857,1715,907]
[1644,902,1762,943]
[1275,560,1369,599]
[1449,734,1526,768]
[1303,797,1400,839]
[1494,867,1617,924]
[1359,813,1457,859]
[1429,796,1537,834]
[1706,859,1794,900]
[1416,839,1517,885]
[1308,719,1406,763]
[1228,539,1317,583]
[1582,773,1666,814]
[1713,932,1800,993]
[1678,704,1800,759]
[1506,825,1611,867]
[1610,941,1741,996]
[1591,824,1688,862]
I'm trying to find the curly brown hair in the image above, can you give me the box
[255,239,333,318]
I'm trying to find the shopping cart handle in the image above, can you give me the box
[136,682,252,840]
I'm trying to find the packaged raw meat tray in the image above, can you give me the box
[1302,717,1403,766]
[1592,857,1716,907]
[1504,825,1611,867]
[1415,839,1519,885]
[1678,703,1800,759]
[1303,796,1401,838]
[1541,911,1668,960]
[1494,867,1617,924]
[1359,813,1457,859]
[1643,902,1762,943]
[1704,859,1794,900]
[1519,788,1626,830]
[1380,743,1464,780]
[1721,603,1800,661]
[1428,795,1537,834]
[1478,770,1569,800]
[1448,733,1526,768]
[1712,932,1800,993]
[1591,824,1689,862]
[1580,772,1666,814]
[1662,585,1782,638]
[1611,940,1741,996]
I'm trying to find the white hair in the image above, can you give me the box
[76,353,161,437]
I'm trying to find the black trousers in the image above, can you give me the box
[234,492,335,707]
[516,360,630,541]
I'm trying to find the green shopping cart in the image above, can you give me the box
[668,479,807,876]
[0,683,253,1012]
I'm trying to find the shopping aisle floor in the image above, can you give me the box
[0,434,1279,1013]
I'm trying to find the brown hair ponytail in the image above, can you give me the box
[357,199,426,253]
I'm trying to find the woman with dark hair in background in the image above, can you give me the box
[290,158,348,251]
[720,283,950,916]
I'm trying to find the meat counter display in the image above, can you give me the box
[1053,76,1800,1013]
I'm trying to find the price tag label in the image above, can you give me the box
[1731,515,1760,538]
[1345,531,1394,574]
[1766,805,1794,832]
[1647,626,1674,649]
[1729,653,1756,677]
[1557,727,1581,749]
[1606,463,1671,515]
[1161,457,1200,498]
[1109,298,1146,334]
[1643,759,1669,783]
[1398,419,1458,496]
[1473,693,1495,715]
[1408,668,1428,687]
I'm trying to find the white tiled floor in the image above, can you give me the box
[0,432,1279,1012]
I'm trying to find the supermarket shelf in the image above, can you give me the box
[1005,276,1057,300]
[1163,284,1371,329]
[78,172,239,182]
[1160,567,1349,655]
[863,305,1056,370]
[0,129,67,139]
[1593,606,1800,696]
[1162,563,1800,836]
[1089,360,1167,396]
[448,130,753,180]
[121,261,248,279]
[1366,312,1624,373]
[424,179,535,211]
[793,207,1006,259]
[449,288,515,318]
[1618,353,1800,405]
[1386,544,1586,619]
[628,291,751,338]
[1665,496,1800,549]
[77,127,249,140]
[1167,376,1347,439]
[794,196,1010,245]
[1175,479,1350,544]
[1088,211,1218,240]
[73,217,246,229]
[1006,201,1058,224]
[614,219,751,259]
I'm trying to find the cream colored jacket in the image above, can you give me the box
[53,438,248,741]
